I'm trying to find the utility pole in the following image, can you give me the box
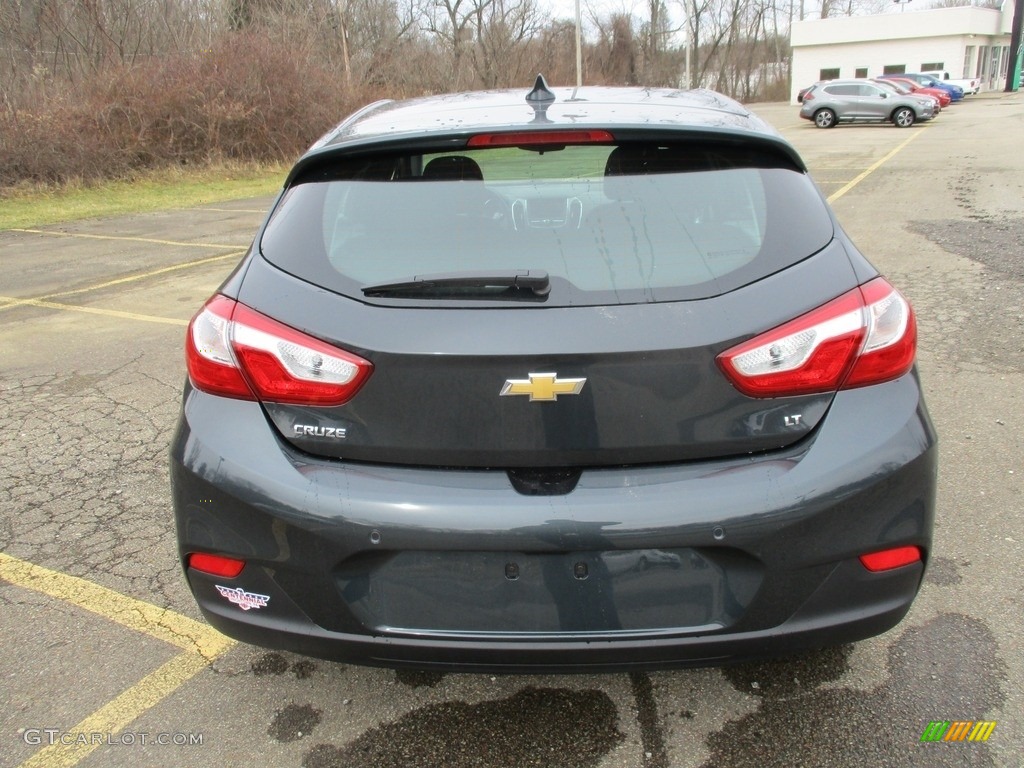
[683,5,691,89]
[574,0,583,94]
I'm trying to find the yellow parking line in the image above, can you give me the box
[0,250,242,319]
[828,131,923,203]
[0,296,187,326]
[1,553,236,768]
[0,553,230,657]
[16,652,214,768]
[0,297,33,311]
[195,207,266,214]
[10,228,244,250]
[41,251,244,300]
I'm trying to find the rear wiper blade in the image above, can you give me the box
[362,270,550,298]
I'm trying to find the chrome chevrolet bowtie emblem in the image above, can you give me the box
[500,372,586,402]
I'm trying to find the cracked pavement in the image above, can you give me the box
[1,96,1022,768]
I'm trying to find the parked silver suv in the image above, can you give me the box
[799,79,935,128]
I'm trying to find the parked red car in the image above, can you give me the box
[879,77,951,107]
[871,80,942,113]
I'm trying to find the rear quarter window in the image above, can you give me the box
[260,141,834,306]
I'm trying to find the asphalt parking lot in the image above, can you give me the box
[2,93,1023,768]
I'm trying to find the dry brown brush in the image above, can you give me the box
[0,32,373,188]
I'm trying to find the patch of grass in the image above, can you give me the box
[448,146,612,181]
[0,163,287,230]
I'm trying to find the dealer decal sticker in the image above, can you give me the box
[215,585,270,611]
[920,720,996,742]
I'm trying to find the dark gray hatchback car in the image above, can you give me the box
[171,78,937,672]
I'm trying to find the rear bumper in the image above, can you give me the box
[185,556,924,673]
[171,374,937,672]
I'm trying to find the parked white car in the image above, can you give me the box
[922,70,981,95]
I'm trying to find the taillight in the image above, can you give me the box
[186,295,254,400]
[843,279,917,388]
[186,295,372,406]
[717,277,916,398]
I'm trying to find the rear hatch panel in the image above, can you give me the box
[239,238,860,467]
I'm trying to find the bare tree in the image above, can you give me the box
[677,0,734,88]
[345,0,425,87]
[592,12,639,84]
[424,0,494,88]
[0,0,217,90]
[469,0,540,88]
[515,19,578,86]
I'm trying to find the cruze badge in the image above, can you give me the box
[215,585,270,611]
[500,372,586,402]
[294,424,347,438]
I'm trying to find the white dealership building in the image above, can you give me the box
[790,2,1018,103]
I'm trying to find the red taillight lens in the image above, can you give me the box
[859,546,922,572]
[186,295,254,400]
[717,277,916,398]
[188,552,245,577]
[467,130,615,148]
[229,302,373,405]
[843,279,917,389]
[186,296,373,406]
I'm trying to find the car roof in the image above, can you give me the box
[339,87,767,138]
[280,79,806,183]
[818,78,884,86]
[286,80,805,182]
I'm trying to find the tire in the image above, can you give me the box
[814,109,836,129]
[893,107,915,128]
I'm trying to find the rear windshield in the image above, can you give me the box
[260,141,834,306]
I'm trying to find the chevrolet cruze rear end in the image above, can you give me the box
[170,81,937,672]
